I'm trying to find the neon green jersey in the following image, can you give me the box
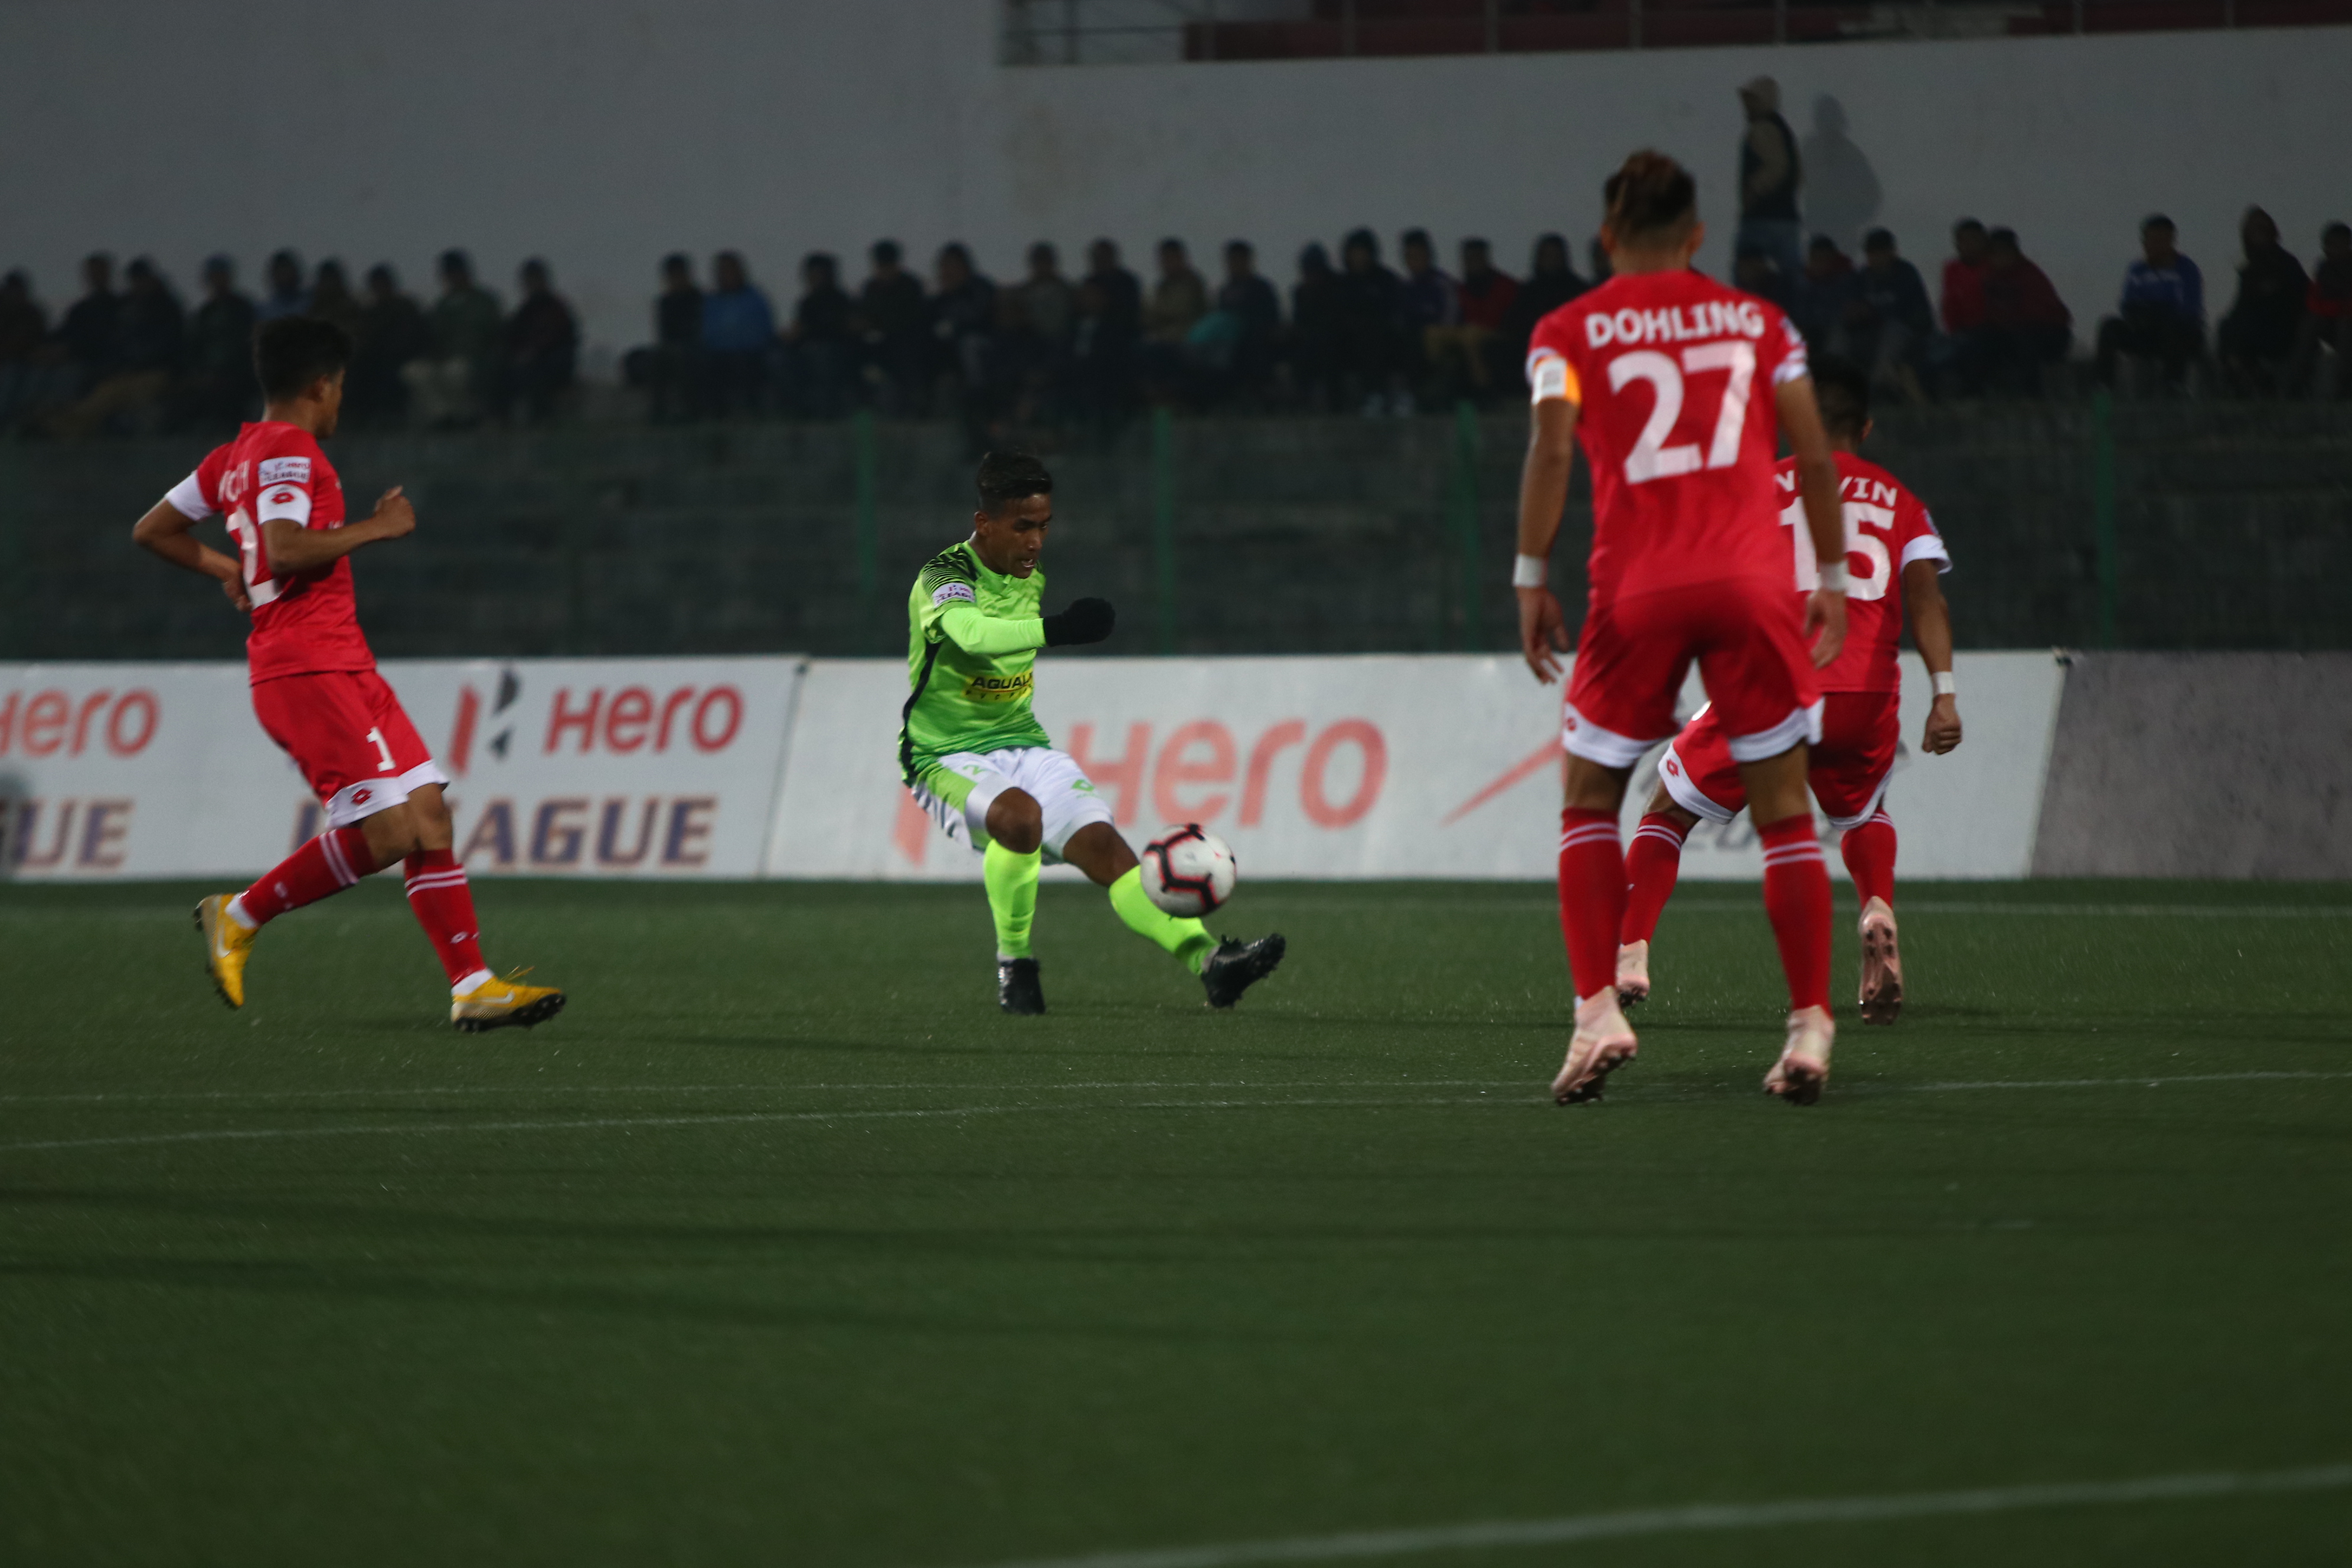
[899,539,1053,782]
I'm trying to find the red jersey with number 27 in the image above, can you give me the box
[166,421,375,685]
[1526,270,1809,603]
[1773,452,1951,695]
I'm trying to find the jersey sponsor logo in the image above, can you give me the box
[930,582,977,607]
[268,488,299,507]
[1585,299,1765,349]
[962,671,1033,703]
[258,456,311,486]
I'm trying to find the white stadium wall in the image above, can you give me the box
[0,652,2064,883]
[1,2,2345,369]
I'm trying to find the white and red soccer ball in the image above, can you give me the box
[1140,824,1237,917]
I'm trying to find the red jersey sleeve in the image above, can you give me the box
[250,429,325,529]
[165,443,235,520]
[1524,306,1585,406]
[1894,486,1952,574]
[1761,306,1809,388]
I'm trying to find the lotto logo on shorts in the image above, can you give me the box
[352,788,373,806]
[963,672,1033,703]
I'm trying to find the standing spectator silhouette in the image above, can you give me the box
[178,255,259,429]
[1839,228,1933,402]
[701,250,778,416]
[1210,240,1281,401]
[50,256,182,437]
[1941,219,1991,335]
[2097,214,2204,394]
[1141,238,1207,400]
[2291,221,2351,398]
[857,240,928,414]
[1014,243,1077,357]
[503,257,579,423]
[929,243,998,406]
[2217,207,2309,395]
[1397,228,1458,406]
[1286,243,1343,409]
[623,254,704,422]
[1976,228,2072,396]
[55,253,123,397]
[1501,234,1586,393]
[308,260,364,342]
[256,249,310,322]
[1335,228,1406,416]
[1791,234,1855,355]
[785,251,856,417]
[0,270,47,429]
[1734,77,1804,287]
[1438,237,1516,400]
[348,264,426,427]
[406,250,503,428]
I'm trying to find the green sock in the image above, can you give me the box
[984,841,1041,959]
[1108,866,1220,975]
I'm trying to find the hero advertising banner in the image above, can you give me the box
[0,652,2059,882]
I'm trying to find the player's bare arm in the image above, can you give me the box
[1903,557,1962,753]
[131,498,250,610]
[262,486,415,575]
[1514,394,1579,683]
[1774,374,1848,668]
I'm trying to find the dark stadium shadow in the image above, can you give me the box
[0,1250,1291,1344]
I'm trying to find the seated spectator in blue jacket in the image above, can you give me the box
[2217,207,2308,395]
[1837,228,1934,401]
[2097,214,2204,391]
[702,250,777,414]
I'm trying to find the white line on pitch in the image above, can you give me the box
[940,1462,2352,1568]
[6,1071,2350,1148]
[0,1079,1522,1107]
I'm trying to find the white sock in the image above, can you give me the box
[224,894,259,932]
[450,968,493,998]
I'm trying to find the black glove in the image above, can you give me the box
[1042,597,1116,647]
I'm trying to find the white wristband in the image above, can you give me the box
[1511,554,1549,589]
[1932,671,1957,697]
[1817,563,1850,593]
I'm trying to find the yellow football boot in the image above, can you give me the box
[451,970,567,1033]
[193,894,257,1009]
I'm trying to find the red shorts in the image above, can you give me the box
[1563,578,1820,769]
[250,669,446,827]
[1659,689,1899,830]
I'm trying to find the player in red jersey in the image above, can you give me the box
[1617,357,1962,1023]
[130,317,563,1031]
[1515,152,1851,1106]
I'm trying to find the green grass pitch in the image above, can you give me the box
[2,877,2347,1566]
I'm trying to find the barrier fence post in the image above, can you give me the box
[1448,401,1485,651]
[1152,406,1178,654]
[854,407,879,644]
[2092,389,2118,648]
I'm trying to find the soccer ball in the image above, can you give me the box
[1140,824,1237,917]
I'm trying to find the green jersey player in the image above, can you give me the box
[901,451,1286,1015]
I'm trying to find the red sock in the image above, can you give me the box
[1557,807,1627,1003]
[1621,812,1688,945]
[1840,809,1897,910]
[1759,815,1833,1013]
[234,826,375,926]
[403,849,488,987]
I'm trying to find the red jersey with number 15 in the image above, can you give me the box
[167,421,375,685]
[1774,451,1951,695]
[1527,270,1809,604]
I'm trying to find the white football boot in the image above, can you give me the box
[1615,940,1651,1010]
[1857,897,1903,1025]
[1764,1006,1835,1106]
[1553,991,1639,1105]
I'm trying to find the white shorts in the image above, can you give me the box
[907,746,1116,861]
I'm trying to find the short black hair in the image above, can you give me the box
[976,450,1053,512]
[2142,213,2175,233]
[1863,227,1896,252]
[1811,354,1870,439]
[1604,151,1697,241]
[254,315,352,401]
[873,239,901,265]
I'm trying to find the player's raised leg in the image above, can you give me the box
[1063,822,1283,1010]
[1617,799,1693,1007]
[195,821,374,1008]
[1841,808,1902,1023]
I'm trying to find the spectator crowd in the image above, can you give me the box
[4,210,2347,443]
